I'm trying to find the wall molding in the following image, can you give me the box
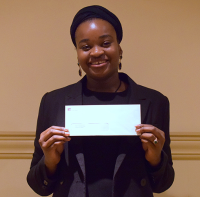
[0,131,200,160]
[0,131,35,159]
[170,132,200,160]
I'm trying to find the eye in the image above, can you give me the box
[102,41,111,48]
[81,45,91,51]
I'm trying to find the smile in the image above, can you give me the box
[91,60,107,65]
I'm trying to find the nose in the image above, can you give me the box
[90,45,104,57]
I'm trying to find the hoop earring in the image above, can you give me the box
[78,63,82,76]
[119,55,122,70]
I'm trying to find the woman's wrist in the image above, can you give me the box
[44,159,58,178]
[148,156,161,167]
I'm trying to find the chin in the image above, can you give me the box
[88,70,118,81]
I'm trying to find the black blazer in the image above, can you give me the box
[27,73,174,197]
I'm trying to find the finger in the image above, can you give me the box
[139,132,157,144]
[140,138,159,155]
[45,126,68,133]
[136,124,157,134]
[49,137,71,151]
[135,124,152,129]
[50,140,65,149]
[43,126,69,135]
[40,134,70,149]
[50,126,66,130]
[135,125,163,139]
[41,127,69,142]
[140,135,161,148]
[140,137,159,150]
[140,136,164,155]
[140,138,149,151]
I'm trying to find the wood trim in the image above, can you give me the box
[0,131,35,159]
[170,132,200,160]
[0,131,200,159]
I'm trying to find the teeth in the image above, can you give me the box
[92,60,106,65]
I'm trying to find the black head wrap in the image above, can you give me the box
[70,5,123,47]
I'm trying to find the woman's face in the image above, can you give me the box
[75,19,122,80]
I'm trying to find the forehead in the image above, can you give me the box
[75,19,117,42]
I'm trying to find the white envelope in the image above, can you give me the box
[65,104,141,136]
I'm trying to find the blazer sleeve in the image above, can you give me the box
[26,93,58,196]
[146,96,175,193]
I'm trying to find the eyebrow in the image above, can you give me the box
[99,34,113,39]
[78,34,113,45]
[78,39,89,45]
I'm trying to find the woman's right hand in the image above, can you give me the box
[39,126,70,176]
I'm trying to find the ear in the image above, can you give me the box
[119,45,123,57]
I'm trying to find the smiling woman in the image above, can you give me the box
[27,5,174,197]
[75,19,122,91]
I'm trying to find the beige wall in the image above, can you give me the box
[1,0,200,132]
[0,0,200,196]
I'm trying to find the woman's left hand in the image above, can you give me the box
[135,124,165,167]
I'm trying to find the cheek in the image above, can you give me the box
[77,54,90,71]
[109,44,120,56]
[108,48,120,62]
[77,51,87,63]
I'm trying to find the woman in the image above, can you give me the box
[27,5,174,197]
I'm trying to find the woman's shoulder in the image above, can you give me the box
[121,73,168,102]
[136,84,169,110]
[136,84,168,100]
[40,79,83,104]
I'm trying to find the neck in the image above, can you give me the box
[86,74,121,92]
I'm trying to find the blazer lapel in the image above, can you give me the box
[114,73,151,177]
[126,74,151,124]
[54,77,84,127]
[64,78,86,178]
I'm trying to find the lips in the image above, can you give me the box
[91,60,106,65]
[89,60,108,67]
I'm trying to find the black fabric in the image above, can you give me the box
[70,5,123,47]
[83,136,118,197]
[27,73,174,197]
[82,85,130,197]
